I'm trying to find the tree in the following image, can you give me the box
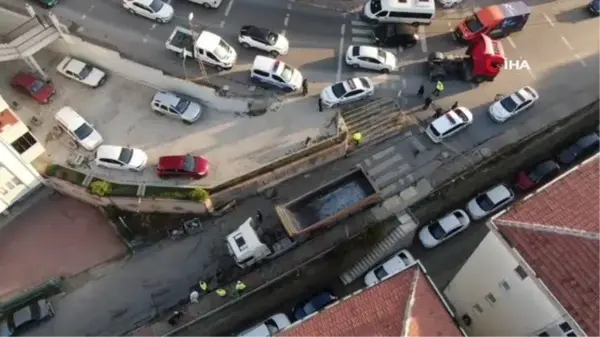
[89,180,112,197]
[189,188,209,202]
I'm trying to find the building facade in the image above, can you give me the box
[0,95,45,215]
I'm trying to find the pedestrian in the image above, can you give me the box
[235,280,247,294]
[434,107,444,118]
[189,290,200,303]
[302,78,308,96]
[451,101,458,110]
[256,210,263,224]
[216,288,227,297]
[167,311,183,326]
[318,98,323,112]
[417,84,425,97]
[304,136,312,147]
[352,132,362,147]
[422,96,433,110]
[433,80,444,96]
[198,281,208,293]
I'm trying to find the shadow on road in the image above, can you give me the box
[555,6,596,23]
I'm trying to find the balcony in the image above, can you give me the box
[0,17,60,62]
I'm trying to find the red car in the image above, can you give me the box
[10,72,56,104]
[515,160,561,191]
[157,155,209,179]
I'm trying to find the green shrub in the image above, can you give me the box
[89,180,112,197]
[189,188,209,202]
[45,165,58,177]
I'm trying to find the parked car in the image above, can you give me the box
[10,72,56,104]
[34,0,58,8]
[54,106,103,151]
[345,45,396,73]
[437,0,463,8]
[418,209,471,248]
[157,155,210,179]
[515,160,561,191]
[238,313,291,337]
[151,91,203,124]
[292,292,337,320]
[588,0,599,15]
[466,184,515,220]
[238,25,289,56]
[94,145,148,171]
[373,23,419,48]
[186,0,222,8]
[122,0,174,23]
[556,133,600,166]
[364,249,415,286]
[425,107,473,143]
[488,86,539,123]
[56,57,107,88]
[320,77,374,109]
[0,299,54,336]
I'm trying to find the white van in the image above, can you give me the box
[195,31,237,71]
[55,106,103,151]
[362,0,436,25]
[250,56,303,92]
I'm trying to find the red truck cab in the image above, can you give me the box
[468,34,505,81]
[454,1,530,42]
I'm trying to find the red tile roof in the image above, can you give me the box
[493,157,599,336]
[280,265,462,337]
[0,108,18,133]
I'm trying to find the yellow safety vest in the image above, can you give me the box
[235,281,247,291]
[352,133,362,142]
[216,288,227,297]
[436,81,444,91]
[199,281,208,291]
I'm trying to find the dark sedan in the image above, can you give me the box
[373,23,419,48]
[293,291,337,321]
[557,133,600,166]
[515,160,561,191]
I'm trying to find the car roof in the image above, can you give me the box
[64,58,86,73]
[55,106,86,130]
[431,107,472,132]
[252,55,281,73]
[576,133,600,147]
[96,145,123,159]
[389,23,417,35]
[158,155,185,169]
[485,184,512,203]
[437,212,463,232]
[382,249,414,271]
[309,292,334,308]
[153,91,181,106]
[134,0,154,5]
[197,31,221,50]
[342,77,370,91]
[511,86,537,104]
[242,25,271,39]
[13,71,36,83]
[357,46,381,59]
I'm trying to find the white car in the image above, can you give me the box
[345,45,397,73]
[187,0,222,8]
[56,57,107,88]
[437,0,463,8]
[489,86,539,123]
[320,77,374,109]
[466,184,515,220]
[238,313,291,337]
[364,249,415,286]
[239,25,289,56]
[151,91,203,124]
[419,209,471,248]
[94,145,148,171]
[123,0,174,23]
[425,107,473,143]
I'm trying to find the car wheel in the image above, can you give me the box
[411,22,419,27]
[270,50,280,57]
[183,120,193,125]
[216,65,224,72]
[351,64,359,69]
[128,9,135,14]
[331,103,338,108]
[156,17,164,23]
[381,68,390,74]
[241,42,250,49]
[203,2,212,8]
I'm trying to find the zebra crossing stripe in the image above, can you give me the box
[351,20,370,26]
[351,36,374,44]
[351,28,372,35]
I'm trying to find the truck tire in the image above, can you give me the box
[474,76,484,83]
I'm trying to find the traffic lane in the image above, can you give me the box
[171,0,228,29]
[550,16,600,59]
[223,0,289,34]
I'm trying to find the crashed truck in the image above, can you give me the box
[226,168,381,269]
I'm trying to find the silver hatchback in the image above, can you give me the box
[151,91,203,124]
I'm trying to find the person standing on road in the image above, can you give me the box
[199,281,208,293]
[422,96,433,110]
[417,84,425,97]
[352,132,363,147]
[189,291,200,303]
[433,81,444,96]
[235,281,247,295]
[434,108,444,118]
[302,79,308,96]
[451,101,459,110]
[216,288,227,297]
[318,98,323,112]
[256,210,263,224]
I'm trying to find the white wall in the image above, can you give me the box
[443,231,565,336]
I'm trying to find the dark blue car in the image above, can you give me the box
[292,292,337,320]
[557,133,600,166]
[589,0,599,15]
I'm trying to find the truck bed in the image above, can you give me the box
[276,168,380,237]
[165,26,196,52]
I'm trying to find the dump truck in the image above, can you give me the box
[427,34,505,83]
[165,26,237,71]
[226,168,380,269]
[454,1,530,42]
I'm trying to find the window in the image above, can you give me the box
[559,322,574,334]
[514,265,528,279]
[388,11,433,19]
[472,304,483,314]
[1,176,22,195]
[485,293,496,304]
[253,70,269,78]
[272,75,285,83]
[538,333,549,337]
[234,234,247,250]
[11,132,37,154]
[499,280,511,291]
[344,90,362,98]
[206,52,219,62]
[376,11,388,17]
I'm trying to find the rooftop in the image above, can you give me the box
[280,263,463,336]
[492,156,600,336]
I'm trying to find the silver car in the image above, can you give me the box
[151,91,203,124]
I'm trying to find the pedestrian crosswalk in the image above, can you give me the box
[349,20,376,45]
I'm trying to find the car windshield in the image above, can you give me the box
[175,98,190,113]
[499,96,518,112]
[73,123,94,140]
[264,319,279,334]
[455,109,469,122]
[374,265,389,280]
[475,194,495,212]
[465,15,484,33]
[330,83,347,98]
[428,222,447,240]
[78,65,93,79]
[214,40,230,60]
[370,0,382,14]
[266,32,278,45]
[529,163,555,183]
[118,148,134,163]
[149,0,164,12]
[429,124,441,137]
[28,80,45,93]
[280,65,294,82]
[183,155,196,172]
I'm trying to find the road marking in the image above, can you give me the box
[281,29,287,37]
[150,23,157,30]
[418,26,427,53]
[351,36,374,43]
[220,20,225,28]
[351,28,372,35]
[574,53,587,67]
[165,0,171,3]
[397,46,403,54]
[526,67,536,79]
[284,17,289,26]
[287,3,292,9]
[543,12,555,27]
[143,37,148,43]
[337,24,346,82]
[82,14,87,19]
[506,36,516,48]
[351,20,370,26]
[401,78,406,89]
[82,5,94,19]
[561,35,573,50]
[224,0,235,17]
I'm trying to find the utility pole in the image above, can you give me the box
[187,12,207,80]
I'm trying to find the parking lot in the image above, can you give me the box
[0,50,335,187]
